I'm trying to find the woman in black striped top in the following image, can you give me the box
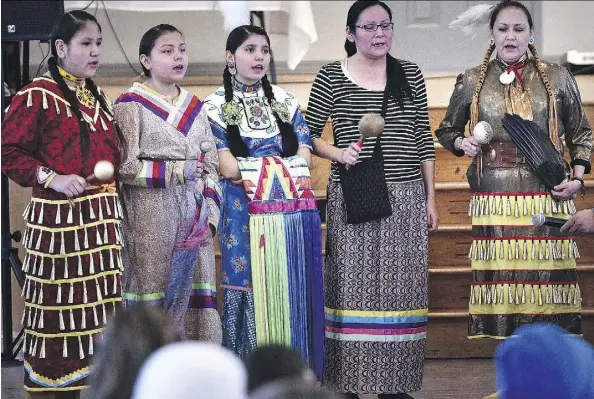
[305,1,438,398]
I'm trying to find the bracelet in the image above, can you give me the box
[43,172,57,189]
[571,176,585,199]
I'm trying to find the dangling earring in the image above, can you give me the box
[227,62,236,75]
[528,36,534,44]
[489,38,495,46]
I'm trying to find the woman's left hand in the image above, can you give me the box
[551,179,581,200]
[427,198,439,232]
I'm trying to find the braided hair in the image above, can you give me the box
[48,10,125,159]
[223,25,298,158]
[84,77,126,165]
[528,44,559,149]
[469,43,496,134]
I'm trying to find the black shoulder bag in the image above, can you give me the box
[338,89,392,224]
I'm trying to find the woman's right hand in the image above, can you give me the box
[457,137,482,158]
[48,174,87,197]
[340,142,362,166]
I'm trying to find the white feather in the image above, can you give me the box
[449,3,495,39]
[218,1,251,33]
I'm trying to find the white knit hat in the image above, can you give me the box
[131,341,247,399]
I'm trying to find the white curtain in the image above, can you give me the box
[63,0,318,70]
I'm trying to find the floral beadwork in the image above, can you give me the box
[244,97,270,129]
[271,100,291,123]
[223,102,243,126]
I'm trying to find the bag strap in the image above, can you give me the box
[371,86,390,155]
[380,86,390,118]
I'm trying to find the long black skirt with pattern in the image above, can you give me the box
[323,180,429,395]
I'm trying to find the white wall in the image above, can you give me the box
[541,1,594,56]
[26,1,594,74]
[26,1,351,74]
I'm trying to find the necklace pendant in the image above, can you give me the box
[500,70,515,85]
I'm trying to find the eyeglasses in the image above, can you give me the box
[355,22,394,32]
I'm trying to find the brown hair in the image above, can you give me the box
[89,307,181,399]
[489,0,534,30]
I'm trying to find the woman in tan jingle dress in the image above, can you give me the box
[114,24,222,342]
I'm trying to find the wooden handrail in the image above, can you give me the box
[314,222,471,232]
[428,311,468,318]
[429,265,594,274]
[429,267,471,274]
[435,182,471,190]
[433,224,472,232]
[430,308,594,318]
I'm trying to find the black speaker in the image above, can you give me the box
[2,1,64,42]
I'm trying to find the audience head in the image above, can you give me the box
[89,306,181,399]
[132,341,248,399]
[495,323,594,399]
[244,344,316,393]
[249,379,344,399]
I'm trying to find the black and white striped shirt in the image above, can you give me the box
[306,60,435,183]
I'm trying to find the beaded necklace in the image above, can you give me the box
[57,66,96,108]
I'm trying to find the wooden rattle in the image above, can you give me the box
[345,113,384,170]
[199,141,213,163]
[472,121,493,145]
[86,160,115,181]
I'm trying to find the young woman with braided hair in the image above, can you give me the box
[1,10,124,397]
[204,25,324,380]
[437,0,592,339]
[219,48,300,161]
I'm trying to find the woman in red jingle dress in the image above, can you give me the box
[1,10,124,397]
